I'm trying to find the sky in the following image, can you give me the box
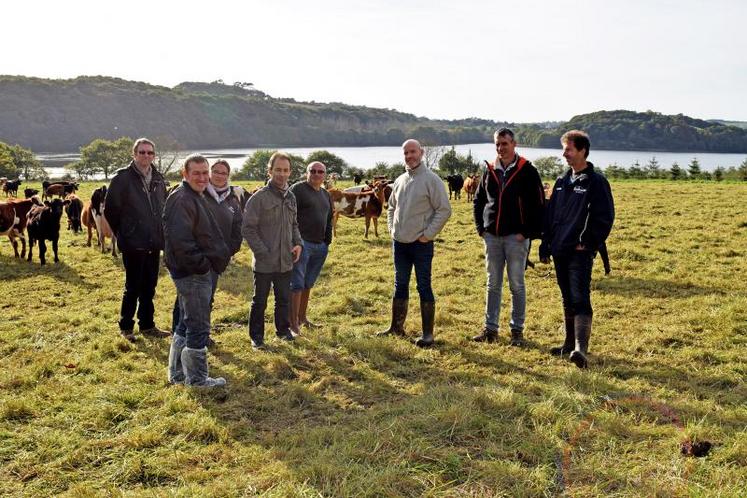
[5,0,746,123]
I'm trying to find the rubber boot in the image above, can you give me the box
[415,301,435,348]
[181,347,226,387]
[472,327,498,343]
[550,308,575,356]
[168,334,187,384]
[569,314,592,369]
[377,298,408,337]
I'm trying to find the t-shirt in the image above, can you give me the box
[289,181,333,245]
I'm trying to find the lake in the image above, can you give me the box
[38,143,747,178]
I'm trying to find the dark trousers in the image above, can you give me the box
[393,240,435,302]
[248,271,292,343]
[119,250,160,331]
[553,251,594,316]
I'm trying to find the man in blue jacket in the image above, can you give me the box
[540,130,615,369]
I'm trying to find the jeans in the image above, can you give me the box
[483,233,530,332]
[290,240,329,291]
[393,240,434,302]
[171,270,213,349]
[119,250,161,331]
[172,270,220,336]
[249,271,292,343]
[553,250,595,316]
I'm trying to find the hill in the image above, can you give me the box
[518,110,747,152]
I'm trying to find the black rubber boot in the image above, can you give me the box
[377,298,408,337]
[472,327,498,343]
[415,301,435,348]
[569,314,592,369]
[550,308,575,356]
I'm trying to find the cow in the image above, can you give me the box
[329,181,387,238]
[24,188,39,198]
[353,173,363,185]
[43,181,78,201]
[26,198,69,265]
[65,194,84,233]
[324,172,339,190]
[3,179,22,197]
[463,174,479,202]
[0,197,41,258]
[81,200,98,247]
[445,174,464,200]
[90,185,117,256]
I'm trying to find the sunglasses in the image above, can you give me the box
[309,169,326,174]
[137,150,155,156]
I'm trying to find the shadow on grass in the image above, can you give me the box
[216,260,253,297]
[0,254,98,290]
[595,276,724,298]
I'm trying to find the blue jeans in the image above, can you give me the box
[171,270,213,349]
[249,271,292,343]
[483,233,530,332]
[393,240,434,302]
[554,250,594,316]
[291,240,329,291]
[172,270,220,336]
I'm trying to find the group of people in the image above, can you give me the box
[102,129,614,389]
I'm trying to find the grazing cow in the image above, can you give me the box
[65,194,84,233]
[90,185,117,256]
[445,174,464,200]
[26,198,69,265]
[43,182,78,200]
[353,173,363,185]
[3,179,22,197]
[0,197,40,257]
[81,200,98,247]
[463,174,479,202]
[329,181,387,238]
[24,188,39,199]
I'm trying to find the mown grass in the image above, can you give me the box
[1,180,746,497]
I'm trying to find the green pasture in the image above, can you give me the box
[1,180,746,497]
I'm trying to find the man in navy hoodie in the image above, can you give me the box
[540,130,615,368]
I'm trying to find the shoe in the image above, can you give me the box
[569,314,592,369]
[141,326,170,338]
[472,327,497,343]
[377,298,408,337]
[277,333,294,342]
[550,308,575,356]
[509,329,525,347]
[168,334,187,384]
[415,301,435,348]
[251,340,266,351]
[120,329,136,342]
[181,347,226,387]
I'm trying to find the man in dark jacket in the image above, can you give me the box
[164,154,230,387]
[540,130,615,369]
[104,138,168,342]
[473,128,545,346]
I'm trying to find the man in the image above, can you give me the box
[164,155,230,387]
[242,152,303,350]
[473,128,545,346]
[378,139,451,347]
[288,161,333,336]
[540,130,615,369]
[105,138,168,342]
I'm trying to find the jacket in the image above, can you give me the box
[241,182,303,273]
[387,163,451,243]
[163,181,231,278]
[473,155,545,239]
[539,163,615,258]
[205,184,243,256]
[104,162,167,252]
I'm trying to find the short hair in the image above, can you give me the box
[211,159,230,173]
[494,127,515,141]
[182,154,208,172]
[561,130,591,158]
[268,151,292,170]
[132,137,156,154]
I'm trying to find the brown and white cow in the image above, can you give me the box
[0,197,41,257]
[81,200,98,247]
[90,186,117,256]
[329,181,387,238]
[463,174,479,202]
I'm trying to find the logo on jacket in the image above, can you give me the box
[573,186,587,194]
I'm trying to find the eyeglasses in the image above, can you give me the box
[137,151,155,156]
[309,169,326,174]
[211,170,229,176]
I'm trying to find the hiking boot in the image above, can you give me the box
[141,326,170,338]
[181,347,226,387]
[569,314,592,369]
[120,329,136,342]
[377,298,408,337]
[168,334,187,384]
[509,328,525,347]
[472,327,498,343]
[550,308,575,356]
[415,301,435,348]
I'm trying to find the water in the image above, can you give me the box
[38,143,747,178]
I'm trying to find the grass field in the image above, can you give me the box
[1,180,746,497]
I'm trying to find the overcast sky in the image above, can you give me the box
[5,0,746,123]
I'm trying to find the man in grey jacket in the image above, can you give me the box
[378,139,451,347]
[242,152,303,349]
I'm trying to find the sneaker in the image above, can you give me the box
[141,326,170,338]
[251,340,266,351]
[120,329,136,342]
[277,333,294,342]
